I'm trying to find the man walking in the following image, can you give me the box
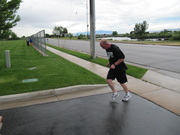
[100,39,131,102]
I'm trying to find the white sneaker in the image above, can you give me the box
[122,93,131,102]
[110,93,119,101]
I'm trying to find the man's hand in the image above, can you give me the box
[110,64,116,69]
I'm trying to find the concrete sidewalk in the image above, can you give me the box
[46,46,180,115]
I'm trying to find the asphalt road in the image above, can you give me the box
[1,92,180,135]
[47,38,180,79]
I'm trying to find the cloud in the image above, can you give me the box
[96,0,180,29]
[11,0,180,37]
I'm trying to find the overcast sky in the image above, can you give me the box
[12,0,180,37]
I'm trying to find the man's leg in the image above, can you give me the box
[0,116,3,130]
[120,83,131,102]
[106,79,117,93]
[107,79,119,101]
[120,83,129,93]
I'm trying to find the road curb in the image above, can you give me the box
[0,84,108,103]
[142,70,180,93]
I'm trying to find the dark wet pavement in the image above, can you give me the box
[0,92,180,135]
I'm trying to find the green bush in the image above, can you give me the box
[172,32,180,40]
[77,34,85,39]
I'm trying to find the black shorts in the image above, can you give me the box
[106,69,127,84]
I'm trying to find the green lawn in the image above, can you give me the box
[47,44,147,79]
[0,40,106,96]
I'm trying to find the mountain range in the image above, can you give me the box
[73,28,180,36]
[73,30,112,36]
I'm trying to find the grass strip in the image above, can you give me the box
[47,44,147,79]
[0,40,106,96]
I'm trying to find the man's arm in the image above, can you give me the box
[110,58,125,69]
[114,58,124,66]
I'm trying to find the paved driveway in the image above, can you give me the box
[0,92,179,135]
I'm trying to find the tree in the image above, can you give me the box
[53,26,63,37]
[172,31,180,40]
[0,0,22,39]
[133,21,149,39]
[62,27,68,37]
[9,30,19,40]
[77,34,85,39]
[68,33,73,39]
[112,31,118,36]
[53,26,68,37]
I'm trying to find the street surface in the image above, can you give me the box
[47,38,180,79]
[0,92,180,135]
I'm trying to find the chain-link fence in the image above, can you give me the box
[30,30,47,56]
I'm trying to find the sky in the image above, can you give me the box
[11,0,180,37]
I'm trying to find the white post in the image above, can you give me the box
[5,50,11,68]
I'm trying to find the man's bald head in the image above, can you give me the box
[100,39,111,49]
